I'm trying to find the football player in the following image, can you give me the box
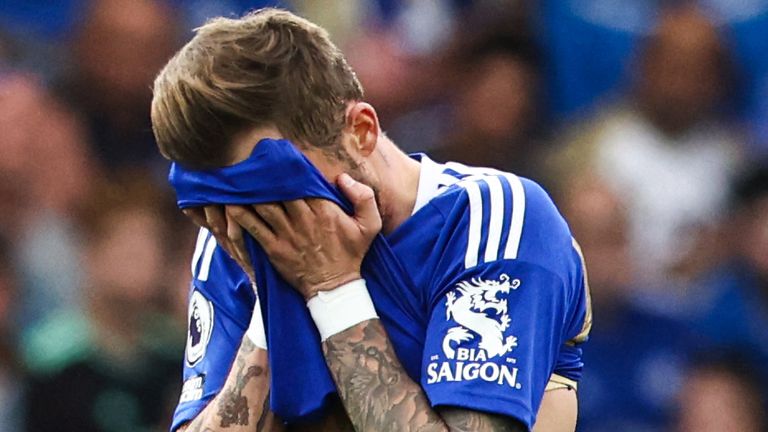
[152,8,591,432]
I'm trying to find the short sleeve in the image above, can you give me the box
[420,172,587,429]
[171,231,255,431]
[553,241,592,384]
[421,259,570,430]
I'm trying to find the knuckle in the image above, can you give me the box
[245,221,261,235]
[266,243,288,260]
[228,229,243,243]
[226,206,246,218]
[205,205,222,218]
[360,188,375,202]
[316,206,333,222]
[364,222,382,238]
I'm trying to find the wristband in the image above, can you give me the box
[245,285,268,349]
[306,279,379,341]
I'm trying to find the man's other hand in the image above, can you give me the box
[182,206,256,281]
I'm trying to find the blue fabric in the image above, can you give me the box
[170,138,422,421]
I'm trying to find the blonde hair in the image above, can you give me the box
[151,8,363,167]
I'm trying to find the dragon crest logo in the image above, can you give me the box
[442,274,520,359]
[426,274,523,388]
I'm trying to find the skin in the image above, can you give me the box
[179,339,279,432]
[182,102,577,431]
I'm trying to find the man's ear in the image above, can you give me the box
[346,102,380,157]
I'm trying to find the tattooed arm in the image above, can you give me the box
[178,338,283,432]
[323,319,526,432]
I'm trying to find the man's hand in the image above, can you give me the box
[202,173,382,299]
[183,206,256,281]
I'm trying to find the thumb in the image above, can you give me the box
[336,173,382,235]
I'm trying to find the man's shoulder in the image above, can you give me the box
[426,161,554,215]
[424,161,570,271]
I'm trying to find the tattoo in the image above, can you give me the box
[439,408,526,432]
[241,336,257,354]
[217,364,263,426]
[215,337,266,428]
[323,320,445,431]
[181,337,279,432]
[323,320,526,432]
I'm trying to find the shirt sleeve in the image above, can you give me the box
[552,241,592,385]
[421,259,569,430]
[171,230,255,431]
[420,175,588,430]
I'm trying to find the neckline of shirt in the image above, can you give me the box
[411,153,445,216]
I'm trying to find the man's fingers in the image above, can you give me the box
[203,205,242,262]
[203,206,228,237]
[283,199,313,224]
[225,206,255,280]
[182,208,208,229]
[228,205,277,246]
[253,203,291,233]
[336,173,382,235]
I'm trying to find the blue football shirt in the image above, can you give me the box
[172,155,591,430]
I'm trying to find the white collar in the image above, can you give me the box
[412,154,444,215]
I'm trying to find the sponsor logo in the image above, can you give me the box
[426,274,522,389]
[186,290,214,366]
[179,374,205,403]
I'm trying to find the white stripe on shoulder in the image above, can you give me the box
[197,234,218,282]
[483,175,505,262]
[446,161,484,176]
[503,174,526,260]
[438,173,461,188]
[191,228,210,275]
[449,162,528,266]
[461,180,483,269]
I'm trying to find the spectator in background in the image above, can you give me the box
[427,24,545,179]
[179,0,290,29]
[23,175,183,432]
[677,355,767,432]
[0,238,24,432]
[57,0,181,172]
[688,164,768,367]
[549,4,743,291]
[340,0,473,124]
[0,73,94,332]
[753,75,768,155]
[345,3,527,156]
[537,0,768,120]
[554,173,693,432]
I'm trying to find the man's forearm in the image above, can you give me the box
[180,338,283,432]
[322,319,524,432]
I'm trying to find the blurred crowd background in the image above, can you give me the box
[0,0,767,431]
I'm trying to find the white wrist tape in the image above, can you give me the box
[307,279,379,341]
[245,287,268,350]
